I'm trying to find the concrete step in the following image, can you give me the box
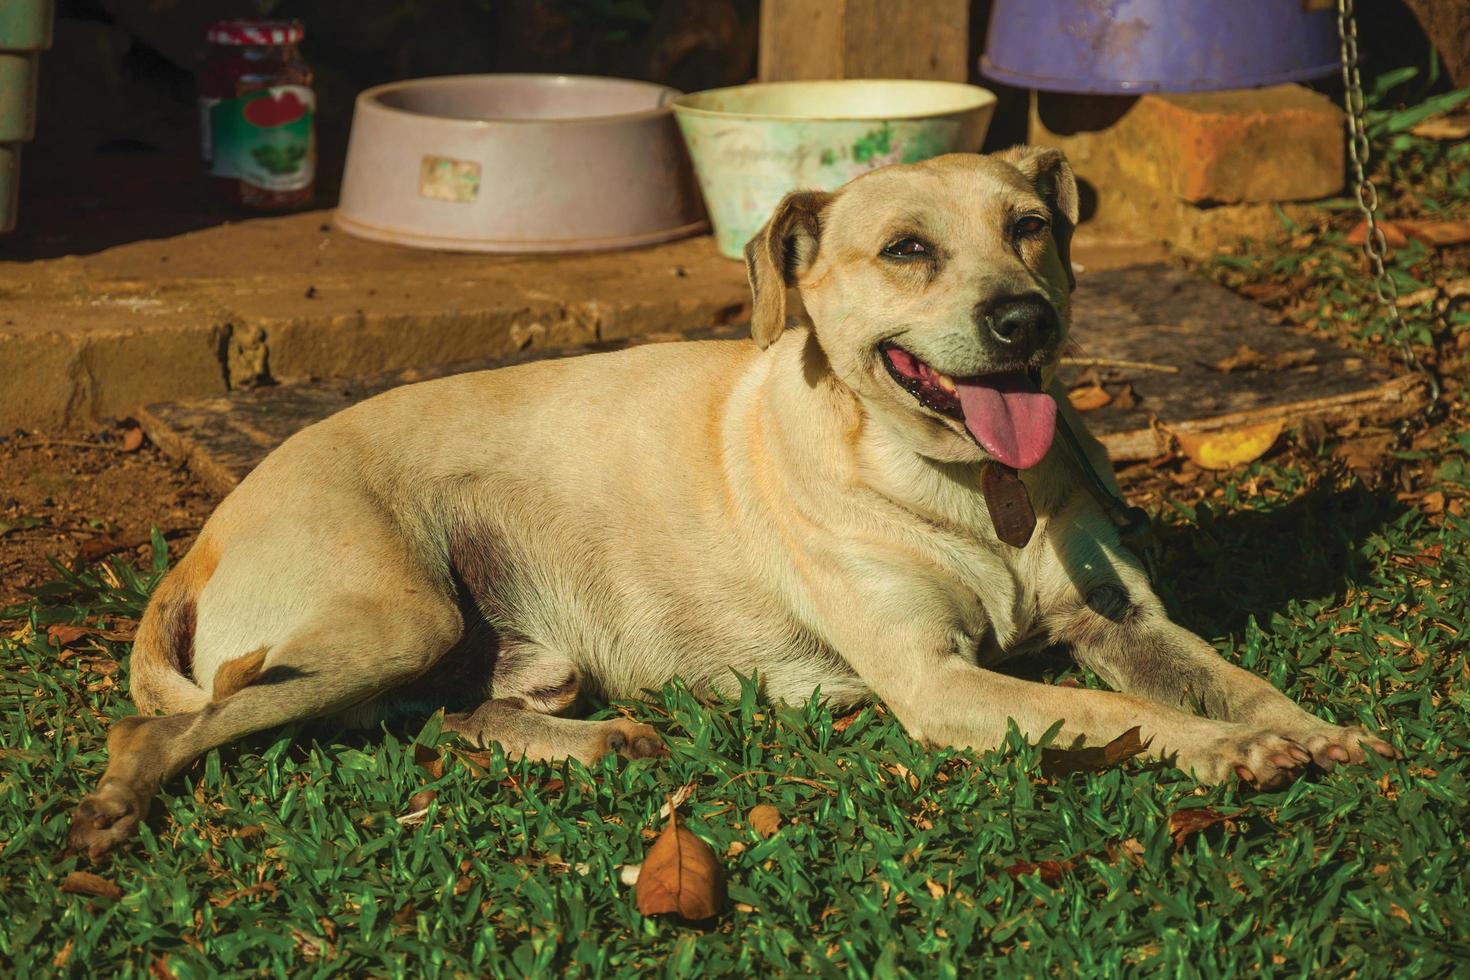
[0,208,752,430]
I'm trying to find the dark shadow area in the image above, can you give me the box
[1034,91,1138,136]
[1149,482,1411,642]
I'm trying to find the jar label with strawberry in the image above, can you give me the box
[201,85,315,191]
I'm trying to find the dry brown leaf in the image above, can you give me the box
[1421,491,1446,515]
[924,878,946,900]
[60,871,123,900]
[48,624,92,647]
[1347,219,1409,250]
[1041,726,1148,778]
[1168,806,1245,848]
[406,789,437,813]
[1411,111,1470,140]
[1396,286,1439,308]
[1399,219,1470,247]
[413,742,444,780]
[47,622,135,648]
[1211,344,1315,373]
[1351,218,1470,250]
[747,804,782,838]
[831,709,864,734]
[1068,384,1112,412]
[1112,383,1138,411]
[1175,420,1283,470]
[78,532,151,563]
[883,762,921,792]
[454,748,494,777]
[1003,857,1078,885]
[1333,434,1394,472]
[636,808,726,921]
[120,427,145,453]
[1235,281,1294,304]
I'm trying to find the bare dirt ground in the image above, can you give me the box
[0,427,220,614]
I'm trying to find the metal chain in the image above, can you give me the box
[1337,0,1442,411]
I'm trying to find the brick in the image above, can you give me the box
[1033,84,1344,207]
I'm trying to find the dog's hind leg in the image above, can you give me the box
[439,639,665,764]
[68,596,462,859]
[443,697,665,765]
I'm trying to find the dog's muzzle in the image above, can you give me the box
[976,296,1059,362]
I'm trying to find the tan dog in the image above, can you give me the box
[69,148,1393,858]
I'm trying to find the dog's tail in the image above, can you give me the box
[129,539,219,715]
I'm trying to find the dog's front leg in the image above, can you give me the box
[824,579,1325,788]
[1039,502,1396,775]
[1053,583,1395,774]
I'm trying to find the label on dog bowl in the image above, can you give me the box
[201,85,315,192]
[419,156,481,203]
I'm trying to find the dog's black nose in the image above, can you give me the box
[980,297,1057,356]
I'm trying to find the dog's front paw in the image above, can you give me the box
[1178,728,1313,791]
[68,781,147,860]
[1276,723,1396,772]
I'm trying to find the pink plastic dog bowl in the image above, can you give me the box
[334,74,708,253]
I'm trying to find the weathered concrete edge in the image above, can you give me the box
[1,284,753,432]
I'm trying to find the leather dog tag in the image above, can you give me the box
[980,461,1036,548]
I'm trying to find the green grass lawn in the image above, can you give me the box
[4,81,1470,978]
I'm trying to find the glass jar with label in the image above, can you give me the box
[198,20,316,210]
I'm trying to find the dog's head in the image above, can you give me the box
[745,147,1078,468]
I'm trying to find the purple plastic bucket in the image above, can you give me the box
[980,0,1340,94]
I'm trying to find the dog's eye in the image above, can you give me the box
[882,238,928,258]
[1014,215,1049,239]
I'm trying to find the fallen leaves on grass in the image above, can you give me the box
[413,742,444,780]
[1410,110,1470,141]
[47,622,136,647]
[76,532,153,564]
[1333,433,1395,472]
[1040,726,1148,778]
[399,789,438,826]
[60,871,123,900]
[747,804,782,837]
[1175,420,1284,470]
[1348,218,1470,250]
[1004,856,1080,885]
[1168,807,1247,848]
[120,427,145,453]
[637,792,726,922]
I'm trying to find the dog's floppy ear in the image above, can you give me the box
[744,189,832,349]
[997,145,1079,291]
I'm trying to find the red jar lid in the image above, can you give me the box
[205,19,305,46]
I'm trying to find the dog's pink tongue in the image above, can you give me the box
[956,375,1057,469]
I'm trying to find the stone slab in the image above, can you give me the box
[137,263,1427,493]
[0,210,753,430]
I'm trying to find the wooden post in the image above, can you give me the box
[759,0,970,83]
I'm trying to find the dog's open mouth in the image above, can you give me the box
[881,343,1058,469]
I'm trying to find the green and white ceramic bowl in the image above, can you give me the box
[672,79,996,259]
